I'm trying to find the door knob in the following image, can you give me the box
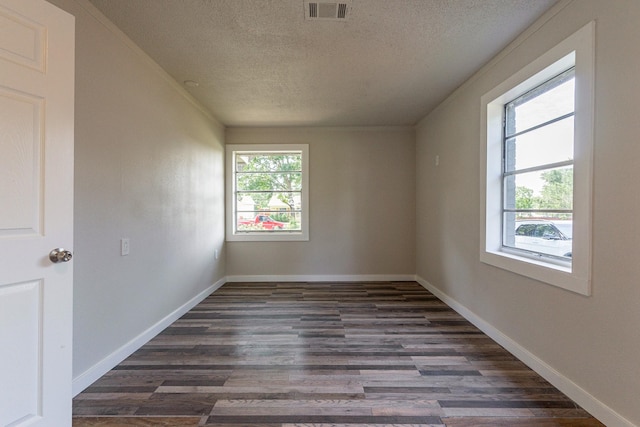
[49,248,73,263]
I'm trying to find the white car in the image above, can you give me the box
[514,220,572,259]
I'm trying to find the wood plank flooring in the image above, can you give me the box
[73,282,603,426]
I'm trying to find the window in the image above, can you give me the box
[480,22,594,295]
[503,68,575,261]
[226,144,309,242]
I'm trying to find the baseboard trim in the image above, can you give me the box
[225,274,417,283]
[71,277,226,397]
[415,275,634,427]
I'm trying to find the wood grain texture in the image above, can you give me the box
[72,417,201,426]
[73,282,603,426]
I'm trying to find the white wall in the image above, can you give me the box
[416,1,640,425]
[46,0,226,388]
[226,127,415,280]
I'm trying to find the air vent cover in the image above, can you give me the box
[304,0,352,21]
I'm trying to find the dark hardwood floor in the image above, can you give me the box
[73,281,603,426]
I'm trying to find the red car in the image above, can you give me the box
[237,215,285,230]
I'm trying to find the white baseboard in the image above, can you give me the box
[71,277,226,396]
[415,275,635,427]
[225,274,417,283]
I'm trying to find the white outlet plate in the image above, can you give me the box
[121,238,130,256]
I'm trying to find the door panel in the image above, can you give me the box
[0,0,75,425]
[0,87,43,236]
[0,280,42,425]
[0,4,46,71]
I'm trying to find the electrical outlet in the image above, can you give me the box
[214,249,219,260]
[121,238,130,256]
[435,155,440,167]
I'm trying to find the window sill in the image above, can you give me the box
[480,249,589,296]
[226,231,309,242]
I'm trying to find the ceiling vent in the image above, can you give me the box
[304,0,352,21]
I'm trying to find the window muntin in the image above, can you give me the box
[226,144,309,242]
[502,69,575,262]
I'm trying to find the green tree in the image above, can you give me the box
[515,186,536,210]
[538,168,573,210]
[237,153,302,214]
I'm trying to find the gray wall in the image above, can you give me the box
[47,0,226,382]
[416,1,640,424]
[226,127,416,279]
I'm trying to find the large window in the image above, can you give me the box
[480,22,594,295]
[226,144,309,242]
[503,68,575,261]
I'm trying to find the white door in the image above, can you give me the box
[0,0,74,425]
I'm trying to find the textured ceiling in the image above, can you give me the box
[87,0,557,127]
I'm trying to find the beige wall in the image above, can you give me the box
[226,127,415,279]
[416,1,640,425]
[47,0,226,384]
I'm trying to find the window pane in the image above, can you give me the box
[236,211,302,232]
[505,70,574,136]
[235,153,302,172]
[236,191,301,213]
[235,189,302,233]
[228,144,308,241]
[234,152,303,235]
[504,116,574,172]
[504,166,573,211]
[501,67,575,263]
[237,171,302,191]
[504,213,573,259]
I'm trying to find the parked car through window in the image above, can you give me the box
[514,220,572,259]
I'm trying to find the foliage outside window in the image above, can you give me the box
[226,144,309,242]
[480,22,594,295]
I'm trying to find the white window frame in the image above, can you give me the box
[226,144,309,242]
[480,22,594,296]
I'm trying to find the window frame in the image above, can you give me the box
[480,22,595,295]
[226,144,309,242]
